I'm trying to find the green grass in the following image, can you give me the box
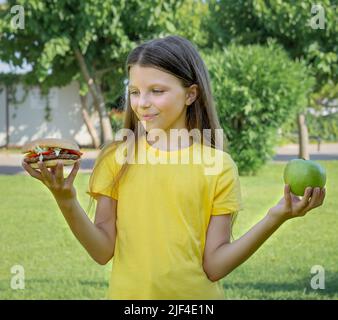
[0,161,337,300]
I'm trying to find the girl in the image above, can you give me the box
[22,35,326,300]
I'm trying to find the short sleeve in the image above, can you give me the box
[211,153,243,215]
[86,150,120,200]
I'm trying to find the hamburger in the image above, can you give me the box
[22,138,83,168]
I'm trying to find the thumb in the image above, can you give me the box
[284,184,292,211]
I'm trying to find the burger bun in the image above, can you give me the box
[29,159,79,169]
[22,138,80,154]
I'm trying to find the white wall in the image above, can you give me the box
[0,81,99,147]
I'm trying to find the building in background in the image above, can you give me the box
[0,80,100,148]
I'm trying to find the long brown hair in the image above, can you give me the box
[86,35,237,236]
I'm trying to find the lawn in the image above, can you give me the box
[0,161,337,300]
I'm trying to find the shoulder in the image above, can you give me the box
[197,143,238,176]
[199,143,235,162]
[93,142,124,172]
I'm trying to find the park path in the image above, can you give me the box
[0,143,337,175]
[273,143,338,161]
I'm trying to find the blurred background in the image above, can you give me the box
[0,0,337,300]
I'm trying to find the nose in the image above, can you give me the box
[138,93,151,109]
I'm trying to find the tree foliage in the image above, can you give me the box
[203,42,314,174]
[207,0,337,89]
[0,0,195,102]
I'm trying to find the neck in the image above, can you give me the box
[146,129,193,151]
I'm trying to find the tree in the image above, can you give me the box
[203,42,314,174]
[0,0,191,146]
[206,0,337,159]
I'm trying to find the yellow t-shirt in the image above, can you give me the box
[87,135,243,300]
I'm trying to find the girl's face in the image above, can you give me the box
[128,65,198,134]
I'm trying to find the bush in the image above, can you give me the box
[202,42,314,175]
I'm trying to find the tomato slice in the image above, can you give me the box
[25,149,83,158]
[66,149,83,156]
[42,150,54,155]
[26,152,39,158]
[26,150,54,158]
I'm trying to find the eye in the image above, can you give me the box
[129,89,164,95]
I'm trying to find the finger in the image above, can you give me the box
[306,187,322,210]
[55,161,64,185]
[22,161,43,181]
[317,187,326,206]
[65,160,81,186]
[284,184,292,211]
[320,187,326,204]
[37,161,53,184]
[298,187,313,211]
[319,187,326,197]
[50,166,57,175]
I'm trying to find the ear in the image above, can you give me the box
[185,84,198,106]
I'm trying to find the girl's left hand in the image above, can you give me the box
[268,184,326,223]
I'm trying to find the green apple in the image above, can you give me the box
[283,159,326,196]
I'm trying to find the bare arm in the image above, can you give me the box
[55,195,117,265]
[22,160,117,265]
[203,213,284,282]
[203,185,326,282]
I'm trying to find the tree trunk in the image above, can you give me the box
[94,74,115,143]
[79,94,100,149]
[297,112,309,160]
[74,47,113,144]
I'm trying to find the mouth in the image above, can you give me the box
[140,114,159,121]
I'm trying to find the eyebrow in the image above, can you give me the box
[128,83,169,88]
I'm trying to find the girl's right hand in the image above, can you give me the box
[21,160,81,201]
